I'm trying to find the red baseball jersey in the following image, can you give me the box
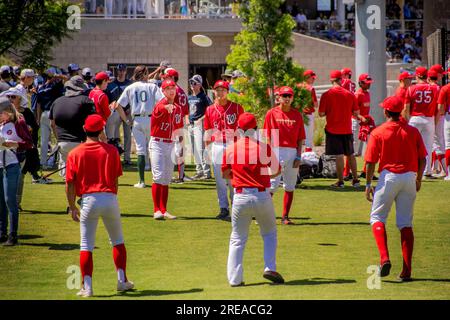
[301,83,317,114]
[263,106,306,148]
[204,101,244,143]
[319,86,359,135]
[66,142,122,197]
[438,83,450,113]
[151,97,184,140]
[222,137,280,189]
[405,83,439,117]
[395,86,408,102]
[365,121,427,174]
[89,88,111,121]
[355,88,371,117]
[175,85,189,116]
[341,78,356,94]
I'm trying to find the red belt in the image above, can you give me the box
[153,137,173,143]
[235,187,266,193]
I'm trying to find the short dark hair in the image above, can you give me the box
[95,79,107,86]
[386,110,401,120]
[86,130,102,137]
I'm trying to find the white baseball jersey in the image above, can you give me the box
[117,81,163,116]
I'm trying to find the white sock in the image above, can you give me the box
[117,269,125,282]
[84,275,92,290]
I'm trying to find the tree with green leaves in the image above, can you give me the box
[225,0,310,120]
[0,0,74,71]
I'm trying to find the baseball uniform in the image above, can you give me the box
[150,96,184,219]
[89,87,111,122]
[204,100,244,214]
[301,83,317,150]
[406,82,439,175]
[437,83,450,179]
[174,85,189,181]
[341,78,356,94]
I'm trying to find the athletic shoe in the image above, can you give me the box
[192,173,204,180]
[183,176,193,182]
[359,172,366,179]
[216,208,231,221]
[444,176,450,181]
[352,179,361,188]
[117,280,134,292]
[32,177,53,184]
[398,275,413,282]
[263,271,285,284]
[3,234,18,246]
[154,211,164,220]
[432,172,447,178]
[343,173,353,181]
[330,181,345,189]
[230,282,245,287]
[171,178,184,184]
[423,174,437,180]
[281,217,294,225]
[76,287,93,297]
[164,212,177,220]
[133,182,146,188]
[378,260,391,277]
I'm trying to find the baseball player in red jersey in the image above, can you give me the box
[161,68,189,183]
[404,66,439,178]
[437,69,450,180]
[204,80,244,221]
[299,70,318,151]
[66,114,133,297]
[150,79,185,220]
[341,68,356,94]
[222,112,284,286]
[395,72,415,101]
[264,86,305,225]
[365,96,427,281]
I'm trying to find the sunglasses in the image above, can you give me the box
[281,94,292,98]
[7,95,17,99]
[189,81,200,86]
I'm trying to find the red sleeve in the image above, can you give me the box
[263,111,272,139]
[364,133,380,163]
[311,88,317,103]
[352,94,359,112]
[438,85,448,105]
[116,149,123,177]
[318,92,327,113]
[99,93,111,121]
[65,153,76,184]
[416,130,428,158]
[15,119,33,151]
[405,86,414,104]
[152,101,167,118]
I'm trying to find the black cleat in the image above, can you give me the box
[379,260,391,277]
[263,271,285,284]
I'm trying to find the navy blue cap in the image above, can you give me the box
[117,64,127,70]
[68,63,80,72]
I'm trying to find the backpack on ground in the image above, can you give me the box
[318,154,337,178]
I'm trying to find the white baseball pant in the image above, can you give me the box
[105,110,121,140]
[409,116,435,175]
[40,110,52,167]
[352,118,362,156]
[57,141,80,178]
[80,192,124,252]
[433,115,445,155]
[304,113,315,149]
[149,138,174,185]
[227,188,277,286]
[370,170,416,229]
[132,116,150,157]
[188,120,211,177]
[270,147,299,193]
[212,142,234,209]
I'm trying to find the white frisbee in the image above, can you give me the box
[192,34,212,47]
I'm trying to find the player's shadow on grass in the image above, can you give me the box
[19,243,80,250]
[383,278,450,283]
[18,234,43,240]
[96,288,204,298]
[22,209,68,215]
[285,278,356,286]
[289,221,369,226]
[297,184,365,192]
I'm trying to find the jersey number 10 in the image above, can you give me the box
[135,91,148,104]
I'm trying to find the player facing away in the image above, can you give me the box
[437,69,450,180]
[404,66,439,178]
[66,114,134,297]
[264,86,305,225]
[222,112,284,286]
[204,80,244,221]
[298,70,318,151]
[117,66,163,188]
[365,96,427,281]
[150,80,185,220]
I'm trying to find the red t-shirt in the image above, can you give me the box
[365,121,427,174]
[341,78,356,94]
[263,106,306,148]
[66,142,122,197]
[151,98,184,140]
[204,101,244,143]
[395,86,408,102]
[89,88,111,121]
[438,83,450,113]
[175,85,189,116]
[221,137,280,189]
[298,83,317,114]
[319,86,359,135]
[355,88,370,117]
[405,83,439,117]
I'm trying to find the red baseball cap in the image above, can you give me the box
[380,96,404,113]
[303,70,316,79]
[278,86,294,96]
[398,71,414,81]
[330,70,342,80]
[163,68,179,79]
[238,112,257,131]
[358,73,373,84]
[161,79,176,89]
[430,64,447,74]
[95,71,109,81]
[428,69,439,79]
[341,68,352,76]
[415,66,428,78]
[84,114,106,132]
[213,80,230,90]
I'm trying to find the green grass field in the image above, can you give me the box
[0,163,449,300]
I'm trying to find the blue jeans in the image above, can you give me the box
[0,163,21,236]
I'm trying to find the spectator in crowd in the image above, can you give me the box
[295,10,308,32]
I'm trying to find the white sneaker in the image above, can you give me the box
[117,280,134,292]
[432,171,447,178]
[164,212,177,220]
[444,176,450,181]
[134,182,146,188]
[76,287,93,297]
[154,211,164,220]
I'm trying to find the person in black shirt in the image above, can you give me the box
[187,74,212,180]
[49,76,95,179]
